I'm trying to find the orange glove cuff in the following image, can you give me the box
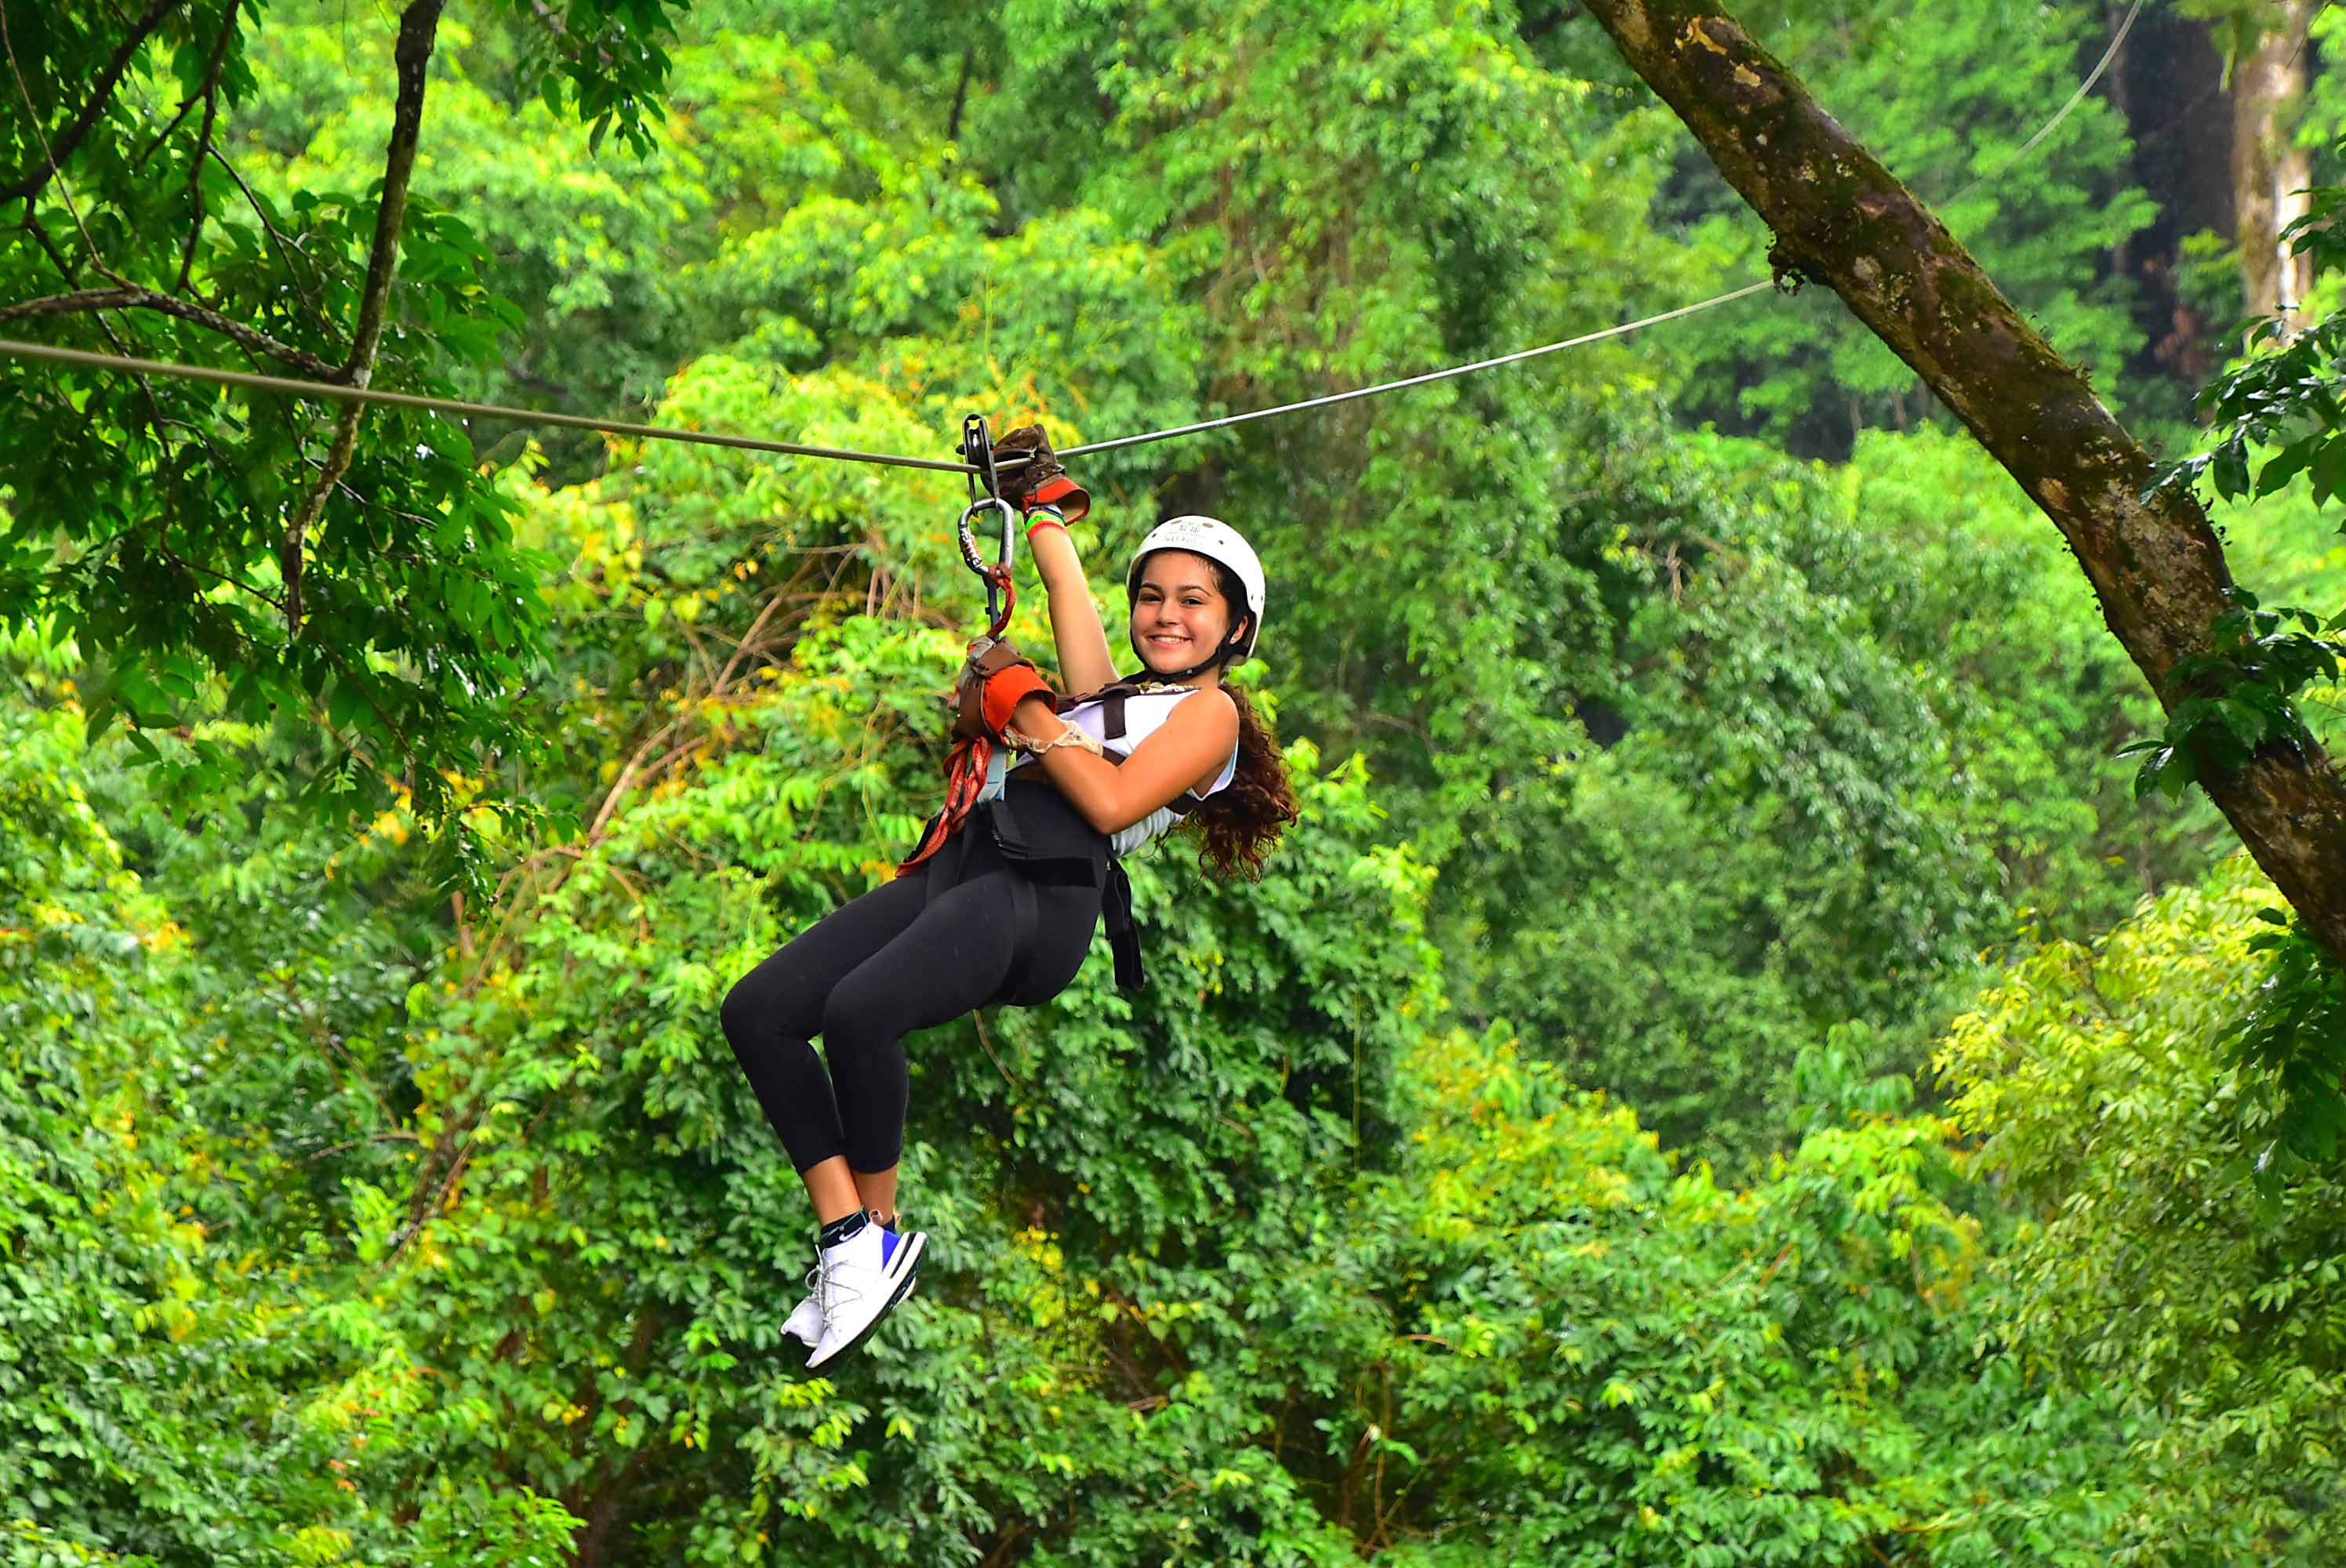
[1029,475,1090,524]
[982,663,1055,735]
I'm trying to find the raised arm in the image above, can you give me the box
[996,425,1118,695]
[1026,517,1120,696]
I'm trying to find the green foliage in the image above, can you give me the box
[2224,908,2346,1188]
[2116,586,2346,798]
[1836,430,2177,931]
[0,0,688,866]
[16,0,2224,1178]
[2141,159,2346,1177]
[0,706,583,1566]
[134,622,1447,1563]
[1432,423,2239,1164]
[750,0,2215,1174]
[10,3,2346,1562]
[1939,862,2346,1563]
[2159,214,2346,515]
[238,9,1205,492]
[0,354,2183,1559]
[9,678,2161,1565]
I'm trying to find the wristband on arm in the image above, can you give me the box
[1024,474,1089,522]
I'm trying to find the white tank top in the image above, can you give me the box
[978,684,1240,857]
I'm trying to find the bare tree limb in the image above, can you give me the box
[0,285,343,376]
[207,145,329,321]
[282,0,445,635]
[173,0,240,294]
[0,0,186,207]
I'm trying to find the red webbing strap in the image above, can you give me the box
[985,564,1015,638]
[895,735,994,876]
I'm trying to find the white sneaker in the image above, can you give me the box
[783,1216,918,1348]
[782,1262,824,1347]
[806,1216,927,1370]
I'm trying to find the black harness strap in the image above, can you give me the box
[1091,747,1147,992]
[1102,861,1144,991]
[982,797,1045,1004]
[910,681,1229,1002]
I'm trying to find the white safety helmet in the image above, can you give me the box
[1124,515,1266,671]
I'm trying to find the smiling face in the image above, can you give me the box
[1131,550,1248,677]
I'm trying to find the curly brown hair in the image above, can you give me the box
[1181,677,1298,880]
[1129,551,1298,880]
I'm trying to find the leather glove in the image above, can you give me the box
[993,424,1091,524]
[952,636,1055,741]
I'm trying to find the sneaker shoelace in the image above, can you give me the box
[818,1243,867,1327]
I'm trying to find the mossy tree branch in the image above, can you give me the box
[1580,0,2346,965]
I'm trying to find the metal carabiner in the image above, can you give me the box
[957,495,1017,630]
[954,413,1019,633]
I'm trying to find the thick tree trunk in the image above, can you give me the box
[1579,0,2346,965]
[2231,0,2316,325]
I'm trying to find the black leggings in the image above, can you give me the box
[721,823,1101,1173]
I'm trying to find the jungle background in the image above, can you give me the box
[4,0,2346,1563]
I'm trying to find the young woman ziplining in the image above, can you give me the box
[721,426,1298,1368]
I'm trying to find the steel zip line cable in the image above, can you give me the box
[1943,0,2142,209]
[0,277,1778,471]
[0,0,2145,470]
[0,338,983,473]
[1058,283,1776,460]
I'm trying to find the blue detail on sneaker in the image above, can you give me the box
[880,1226,900,1269]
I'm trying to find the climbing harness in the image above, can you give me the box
[930,677,1224,1000]
[902,485,1253,991]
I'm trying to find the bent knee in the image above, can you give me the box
[720,972,772,1055]
[818,978,895,1056]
